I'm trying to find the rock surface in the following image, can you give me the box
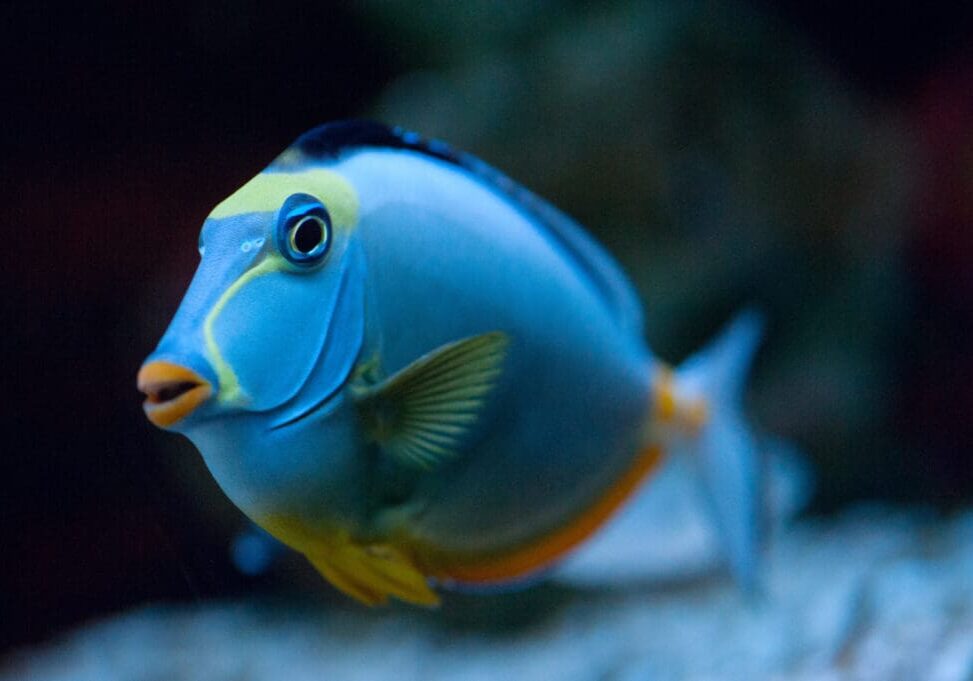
[4,508,971,681]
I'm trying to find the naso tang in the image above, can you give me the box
[138,120,768,606]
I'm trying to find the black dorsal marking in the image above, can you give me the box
[294,120,429,160]
[293,120,511,190]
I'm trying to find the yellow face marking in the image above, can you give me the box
[200,166,360,405]
[203,254,288,405]
[209,168,359,228]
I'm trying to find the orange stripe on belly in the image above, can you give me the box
[430,443,665,585]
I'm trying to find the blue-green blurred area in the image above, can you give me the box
[3,0,973,664]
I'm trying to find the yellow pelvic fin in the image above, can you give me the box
[258,514,439,607]
[306,542,440,607]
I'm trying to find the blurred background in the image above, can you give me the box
[2,0,972,662]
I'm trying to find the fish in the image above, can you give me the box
[138,120,767,606]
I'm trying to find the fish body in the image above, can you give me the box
[139,121,764,605]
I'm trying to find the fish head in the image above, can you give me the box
[138,165,366,434]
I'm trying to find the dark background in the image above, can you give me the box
[3,0,972,655]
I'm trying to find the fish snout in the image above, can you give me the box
[137,360,213,428]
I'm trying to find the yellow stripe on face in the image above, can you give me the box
[209,167,359,228]
[200,166,359,405]
[203,254,288,405]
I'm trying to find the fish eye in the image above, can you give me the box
[290,216,327,255]
[277,193,332,266]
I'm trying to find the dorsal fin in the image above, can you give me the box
[284,121,645,336]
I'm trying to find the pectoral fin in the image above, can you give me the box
[354,331,509,470]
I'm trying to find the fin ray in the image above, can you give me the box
[355,331,509,470]
[307,542,440,607]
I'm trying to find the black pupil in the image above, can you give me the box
[293,217,324,254]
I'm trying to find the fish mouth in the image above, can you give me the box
[137,360,213,428]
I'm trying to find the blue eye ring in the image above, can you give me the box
[276,193,332,266]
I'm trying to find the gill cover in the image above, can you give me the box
[207,195,366,416]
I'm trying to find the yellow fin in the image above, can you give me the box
[306,538,440,608]
[354,331,509,470]
[256,513,439,607]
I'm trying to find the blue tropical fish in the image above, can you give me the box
[138,121,766,606]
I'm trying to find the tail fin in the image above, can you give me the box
[671,310,765,592]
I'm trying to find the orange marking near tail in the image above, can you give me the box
[653,366,678,424]
[652,364,708,434]
[431,444,665,585]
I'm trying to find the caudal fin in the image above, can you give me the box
[672,310,765,592]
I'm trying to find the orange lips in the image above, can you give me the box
[137,361,212,427]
